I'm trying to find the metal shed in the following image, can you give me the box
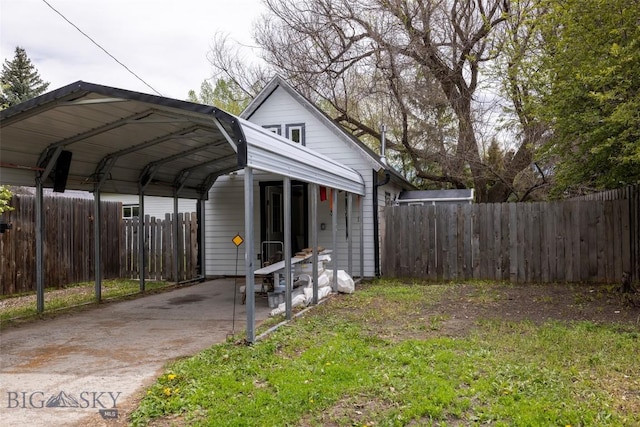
[0,81,365,342]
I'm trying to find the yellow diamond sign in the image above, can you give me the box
[232,234,244,247]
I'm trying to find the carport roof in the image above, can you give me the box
[0,81,365,199]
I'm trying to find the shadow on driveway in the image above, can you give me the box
[0,278,271,426]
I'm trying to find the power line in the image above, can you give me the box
[40,0,163,96]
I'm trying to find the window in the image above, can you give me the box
[122,204,139,218]
[263,124,281,135]
[285,123,305,145]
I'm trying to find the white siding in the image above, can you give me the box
[100,194,196,218]
[204,173,253,276]
[205,171,368,277]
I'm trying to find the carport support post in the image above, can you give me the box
[284,177,292,320]
[311,184,319,304]
[348,193,353,276]
[138,191,146,292]
[173,193,179,283]
[199,199,206,278]
[244,167,256,343]
[332,188,338,291]
[94,189,102,303]
[360,195,364,279]
[35,179,45,313]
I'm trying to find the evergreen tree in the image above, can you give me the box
[1,46,49,107]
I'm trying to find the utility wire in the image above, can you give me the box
[41,0,163,96]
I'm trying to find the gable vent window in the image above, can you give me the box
[263,124,281,135]
[286,123,305,145]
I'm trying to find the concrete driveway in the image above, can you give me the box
[0,278,271,426]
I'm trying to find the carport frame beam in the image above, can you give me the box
[284,177,292,320]
[311,184,319,304]
[94,189,102,303]
[360,195,364,279]
[244,167,256,343]
[173,192,179,283]
[348,193,353,275]
[35,179,45,313]
[139,190,146,292]
[332,188,338,291]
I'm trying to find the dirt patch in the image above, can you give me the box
[435,282,640,336]
[332,282,639,342]
[298,395,397,427]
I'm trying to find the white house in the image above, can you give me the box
[205,76,413,278]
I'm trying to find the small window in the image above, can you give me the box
[263,124,281,135]
[123,204,139,218]
[285,123,305,145]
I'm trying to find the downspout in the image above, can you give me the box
[373,124,391,277]
[373,169,391,277]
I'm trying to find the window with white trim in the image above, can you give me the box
[122,204,139,218]
[285,123,305,145]
[263,124,281,135]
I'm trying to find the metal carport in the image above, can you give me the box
[0,81,365,342]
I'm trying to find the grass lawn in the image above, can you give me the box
[130,279,638,426]
[0,279,170,325]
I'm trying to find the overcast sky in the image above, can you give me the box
[1,0,265,100]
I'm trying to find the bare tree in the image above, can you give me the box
[206,32,271,99]
[485,0,552,201]
[255,0,519,201]
[210,0,549,201]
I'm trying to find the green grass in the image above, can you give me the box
[131,279,640,426]
[0,279,169,323]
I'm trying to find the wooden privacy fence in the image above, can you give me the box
[571,185,639,284]
[0,195,121,295]
[384,185,639,284]
[121,213,198,282]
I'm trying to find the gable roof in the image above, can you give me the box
[241,76,414,190]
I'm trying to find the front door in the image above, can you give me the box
[260,181,308,264]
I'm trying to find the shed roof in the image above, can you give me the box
[0,81,365,198]
[398,189,475,203]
